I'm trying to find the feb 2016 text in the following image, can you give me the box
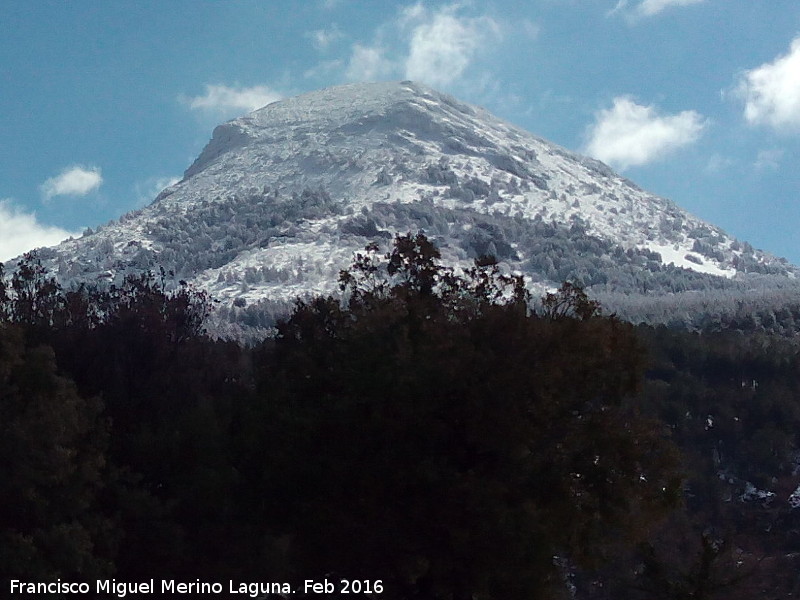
[9,578,384,596]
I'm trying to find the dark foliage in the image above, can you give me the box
[0,324,110,583]
[4,239,800,598]
[245,234,679,599]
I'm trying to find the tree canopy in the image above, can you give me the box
[247,233,680,599]
[6,238,800,598]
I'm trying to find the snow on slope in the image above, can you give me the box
[18,81,794,330]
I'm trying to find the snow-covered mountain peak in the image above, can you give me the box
[183,81,500,181]
[184,83,418,172]
[242,81,482,138]
[18,81,797,338]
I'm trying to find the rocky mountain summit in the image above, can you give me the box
[21,81,798,336]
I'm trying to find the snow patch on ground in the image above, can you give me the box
[644,242,736,278]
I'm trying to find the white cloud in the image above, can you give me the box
[754,148,784,172]
[304,58,344,80]
[343,3,500,88]
[0,200,80,262]
[398,2,426,25]
[636,0,704,16]
[307,25,344,51]
[403,5,500,88]
[704,154,734,174]
[609,0,704,19]
[736,37,800,131]
[346,44,394,81]
[607,0,629,16]
[584,96,706,169]
[40,165,103,200]
[182,84,283,117]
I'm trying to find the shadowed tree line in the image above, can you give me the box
[2,235,800,598]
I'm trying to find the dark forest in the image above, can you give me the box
[2,234,800,599]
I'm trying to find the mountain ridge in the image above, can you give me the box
[14,81,797,336]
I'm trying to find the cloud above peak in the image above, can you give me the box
[736,36,800,132]
[402,4,500,88]
[40,165,103,200]
[344,3,501,89]
[584,96,706,170]
[346,44,393,81]
[182,84,283,118]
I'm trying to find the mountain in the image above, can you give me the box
[20,81,799,337]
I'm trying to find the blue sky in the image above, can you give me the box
[2,0,800,263]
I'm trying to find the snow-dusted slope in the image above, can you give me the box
[23,81,795,333]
